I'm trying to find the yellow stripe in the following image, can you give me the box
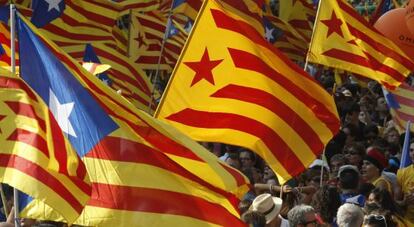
[82,157,241,217]
[0,167,82,223]
[77,206,220,227]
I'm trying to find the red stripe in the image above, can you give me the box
[39,36,212,164]
[120,1,159,11]
[346,23,414,70]
[58,11,108,31]
[337,0,380,31]
[65,1,116,27]
[85,136,241,209]
[0,76,38,101]
[228,48,339,133]
[210,8,324,87]
[43,24,114,42]
[219,163,246,187]
[7,128,49,158]
[211,85,324,155]
[94,47,151,95]
[393,94,414,107]
[5,101,46,132]
[48,112,69,175]
[394,110,414,122]
[87,183,245,226]
[0,154,88,213]
[288,19,312,30]
[166,108,308,176]
[187,0,203,10]
[322,48,405,85]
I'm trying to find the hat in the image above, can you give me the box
[338,165,359,178]
[364,149,387,171]
[249,193,283,224]
[309,159,330,171]
[342,89,353,97]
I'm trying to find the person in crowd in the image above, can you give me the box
[244,193,289,227]
[395,141,414,225]
[342,102,366,142]
[328,154,347,185]
[363,205,397,227]
[384,127,400,149]
[336,203,364,227]
[311,185,341,226]
[372,97,391,127]
[362,149,393,195]
[287,204,317,227]
[240,149,257,171]
[263,165,278,185]
[343,142,365,170]
[365,188,407,226]
[224,152,241,170]
[338,165,366,207]
[364,124,380,147]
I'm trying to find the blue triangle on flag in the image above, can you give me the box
[17,16,118,157]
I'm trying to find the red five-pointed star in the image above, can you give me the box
[321,11,343,38]
[184,48,223,87]
[135,33,146,48]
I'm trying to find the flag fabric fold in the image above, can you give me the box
[14,12,249,226]
[308,0,414,89]
[156,0,340,183]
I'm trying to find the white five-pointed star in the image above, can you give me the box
[265,26,275,42]
[101,78,110,86]
[49,89,77,137]
[44,0,62,12]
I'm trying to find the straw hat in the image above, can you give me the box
[248,193,283,224]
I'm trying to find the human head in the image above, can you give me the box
[384,127,399,146]
[239,149,256,170]
[248,193,282,224]
[338,165,360,190]
[362,149,387,181]
[366,188,397,214]
[336,203,364,227]
[311,185,341,224]
[287,204,317,227]
[330,154,346,179]
[225,153,241,170]
[344,142,365,168]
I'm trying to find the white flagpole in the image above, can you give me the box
[10,4,20,227]
[147,0,175,113]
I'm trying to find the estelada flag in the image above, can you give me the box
[156,0,340,183]
[308,0,414,89]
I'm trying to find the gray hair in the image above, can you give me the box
[287,204,315,227]
[336,203,364,227]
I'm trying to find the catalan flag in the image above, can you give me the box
[0,22,18,68]
[308,0,414,89]
[172,0,203,20]
[279,0,315,42]
[383,84,414,133]
[156,0,340,183]
[0,68,90,222]
[369,0,393,25]
[17,12,249,226]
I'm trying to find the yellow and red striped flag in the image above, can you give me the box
[0,69,91,223]
[308,0,414,89]
[279,0,315,42]
[0,22,18,68]
[156,0,340,183]
[383,83,414,133]
[16,13,249,226]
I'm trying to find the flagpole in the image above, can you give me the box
[10,4,20,227]
[304,0,323,72]
[147,1,175,114]
[400,121,412,168]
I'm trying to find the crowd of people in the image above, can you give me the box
[198,69,414,227]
